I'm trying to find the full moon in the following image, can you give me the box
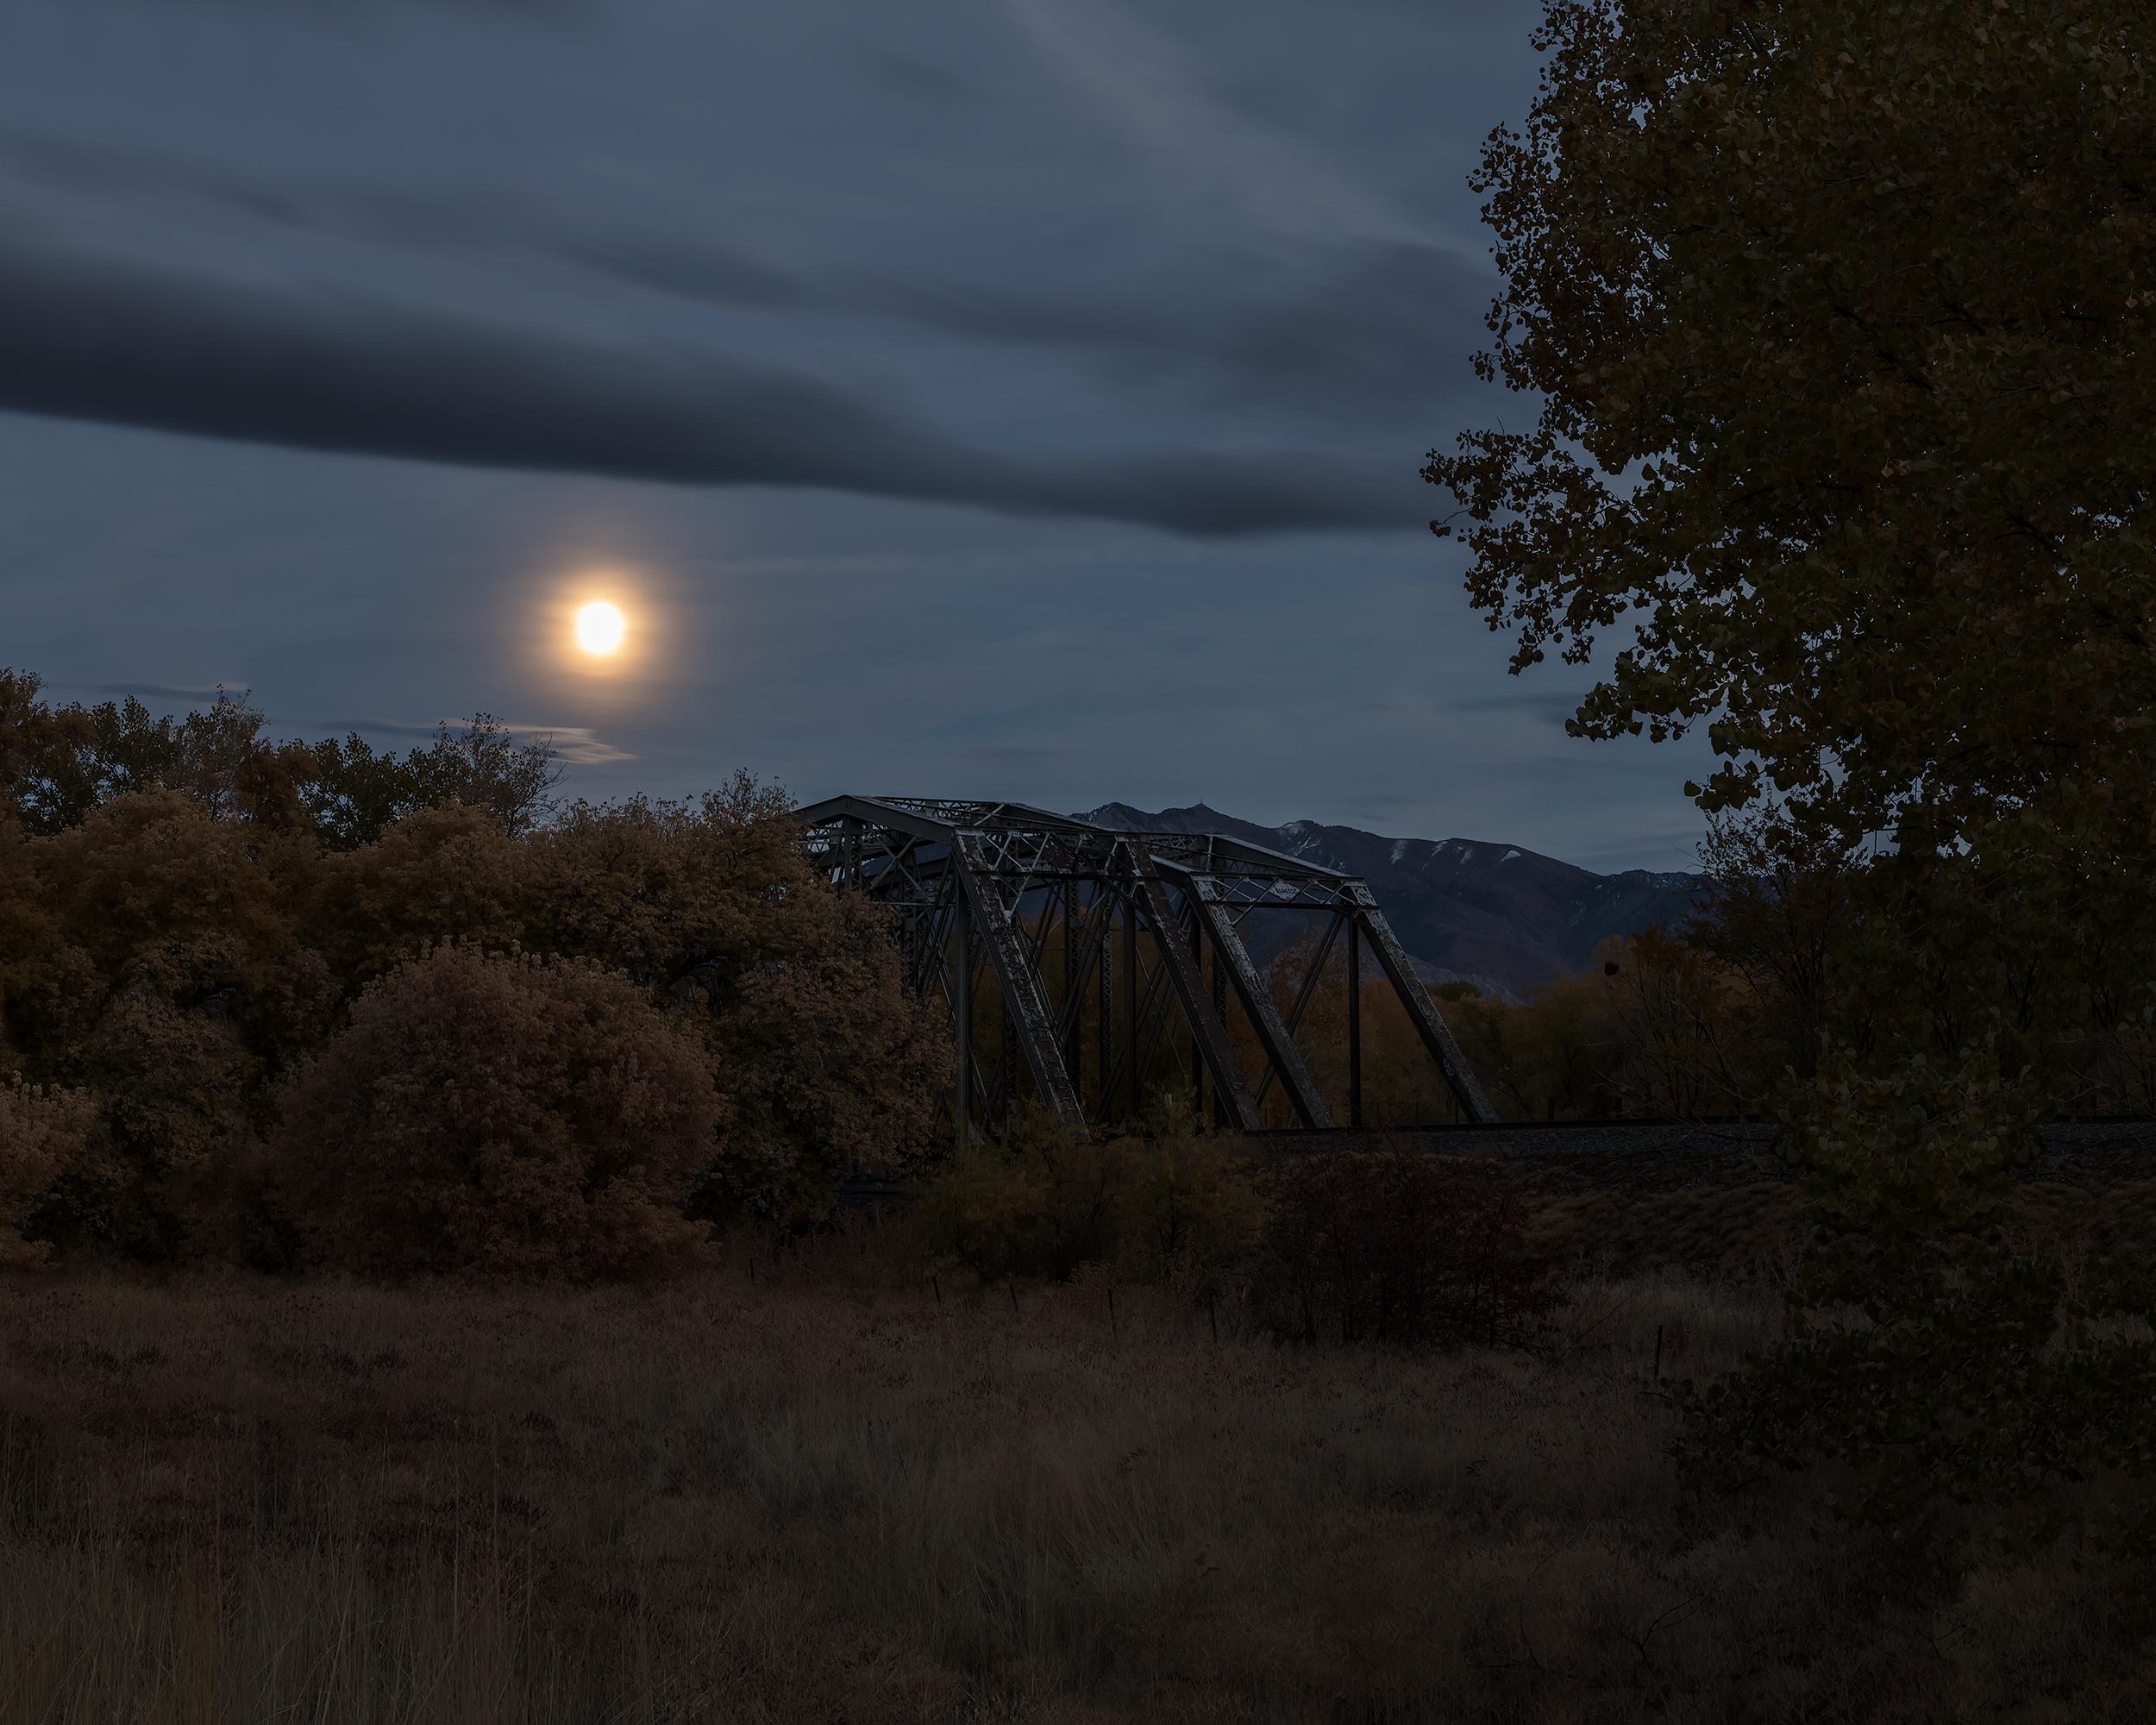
[574,600,625,656]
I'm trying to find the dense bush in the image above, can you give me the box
[0,1079,94,1267]
[921,1126,1557,1352]
[1243,1149,1556,1348]
[310,801,530,987]
[0,672,950,1269]
[6,791,331,1258]
[1112,1128,1265,1293]
[913,1111,1131,1283]
[1773,1042,2046,1230]
[913,1109,1263,1290]
[1674,1218,2156,1557]
[273,945,724,1280]
[1675,1045,2156,1554]
[525,781,947,1232]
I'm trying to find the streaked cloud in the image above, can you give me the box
[1000,0,1471,258]
[92,679,249,701]
[329,717,635,765]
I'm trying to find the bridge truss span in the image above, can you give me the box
[795,795,1497,1140]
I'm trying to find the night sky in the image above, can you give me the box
[0,0,1714,871]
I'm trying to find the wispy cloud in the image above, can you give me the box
[112,0,592,21]
[521,726,636,766]
[959,741,1068,768]
[92,679,248,701]
[1568,831,1708,873]
[1000,0,1473,260]
[330,716,636,765]
[1446,688,1585,725]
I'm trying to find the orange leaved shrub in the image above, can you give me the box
[273,944,723,1280]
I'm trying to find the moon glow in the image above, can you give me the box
[574,600,626,656]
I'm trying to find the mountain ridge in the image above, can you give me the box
[1080,801,1702,1001]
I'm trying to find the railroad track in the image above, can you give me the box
[837,1117,2156,1205]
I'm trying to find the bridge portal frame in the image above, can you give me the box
[795,795,1497,1139]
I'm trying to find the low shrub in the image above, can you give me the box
[1112,1129,1264,1294]
[912,1109,1265,1290]
[1673,1218,2156,1557]
[273,944,723,1280]
[1673,1044,2156,1557]
[1243,1148,1557,1349]
[912,1110,1129,1282]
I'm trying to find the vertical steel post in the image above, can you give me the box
[1347,918,1363,1129]
[998,997,1012,1134]
[1188,903,1205,1119]
[953,894,970,1150]
[1097,885,1112,1113]
[1122,888,1139,1120]
[1063,880,1079,1093]
[1212,935,1228,1131]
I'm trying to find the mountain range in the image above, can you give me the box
[1081,803,1703,1002]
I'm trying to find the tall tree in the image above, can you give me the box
[1426,0,2155,853]
[0,677,314,834]
[1426,0,2156,1063]
[304,715,563,850]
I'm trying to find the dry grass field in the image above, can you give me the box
[4,1222,2155,1724]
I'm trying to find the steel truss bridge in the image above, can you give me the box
[795,796,1497,1139]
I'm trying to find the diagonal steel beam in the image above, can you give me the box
[1123,842,1265,1131]
[1345,883,1497,1124]
[1257,911,1344,1108]
[951,832,1086,1126]
[1187,877,1333,1129]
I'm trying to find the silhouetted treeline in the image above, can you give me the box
[6,671,2147,1280]
[0,669,946,1272]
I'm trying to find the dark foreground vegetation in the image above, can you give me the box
[10,1229,2156,1725]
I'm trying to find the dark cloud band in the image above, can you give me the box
[0,238,1419,536]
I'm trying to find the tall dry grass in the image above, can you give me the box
[3,1227,2153,1722]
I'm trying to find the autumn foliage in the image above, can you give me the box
[0,668,947,1276]
[275,947,723,1280]
[0,1078,93,1267]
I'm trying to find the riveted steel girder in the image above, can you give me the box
[950,831,1085,1126]
[1186,875,1332,1130]
[1124,841,1263,1132]
[795,794,1498,1135]
[1344,881,1497,1123]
